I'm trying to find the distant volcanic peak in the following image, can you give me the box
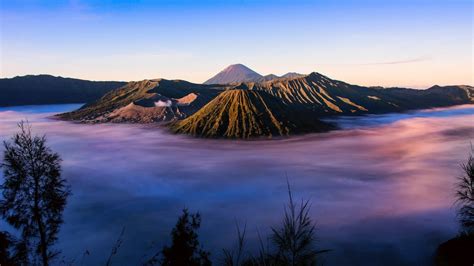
[203,64,262,85]
[223,63,253,72]
[204,64,312,85]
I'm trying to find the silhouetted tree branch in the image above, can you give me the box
[106,227,125,266]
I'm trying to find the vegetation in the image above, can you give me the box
[435,146,474,266]
[0,121,71,265]
[270,183,324,266]
[145,208,211,266]
[222,223,252,266]
[0,230,23,265]
[455,147,474,234]
[435,233,474,266]
[105,227,125,266]
[222,182,327,266]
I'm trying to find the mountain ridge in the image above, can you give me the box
[58,70,474,139]
[0,74,126,107]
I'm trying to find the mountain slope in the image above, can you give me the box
[0,75,125,106]
[250,72,474,115]
[171,89,335,138]
[204,64,263,84]
[58,70,474,139]
[58,79,224,122]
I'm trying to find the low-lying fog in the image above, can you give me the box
[1,104,473,265]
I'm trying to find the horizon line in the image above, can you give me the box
[1,72,472,90]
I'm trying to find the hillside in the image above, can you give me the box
[0,75,125,106]
[58,70,474,139]
[58,79,224,122]
[171,89,335,138]
[249,72,474,115]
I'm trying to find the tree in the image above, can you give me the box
[159,208,211,266]
[270,182,325,266]
[434,147,474,265]
[456,147,474,234]
[0,121,71,265]
[1,231,16,265]
[222,222,247,266]
[223,181,328,266]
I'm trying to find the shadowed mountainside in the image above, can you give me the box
[0,75,126,106]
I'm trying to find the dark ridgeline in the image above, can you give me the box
[435,147,474,265]
[0,122,71,265]
[0,74,125,106]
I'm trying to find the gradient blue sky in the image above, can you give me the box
[1,0,472,87]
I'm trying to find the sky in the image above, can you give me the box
[0,0,472,88]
